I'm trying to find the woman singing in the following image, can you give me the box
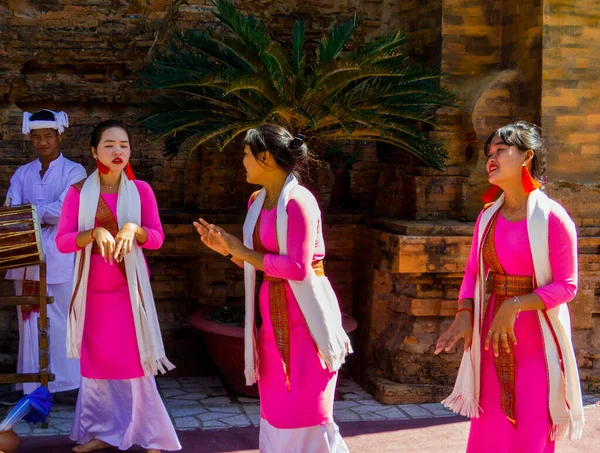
[435,121,584,452]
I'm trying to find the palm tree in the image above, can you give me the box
[136,0,453,170]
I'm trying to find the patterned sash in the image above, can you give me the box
[20,267,40,321]
[252,212,292,390]
[251,200,325,392]
[482,211,534,428]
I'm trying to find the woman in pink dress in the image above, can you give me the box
[56,121,180,453]
[435,121,584,452]
[193,124,351,452]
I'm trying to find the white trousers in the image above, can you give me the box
[259,418,349,453]
[14,279,81,394]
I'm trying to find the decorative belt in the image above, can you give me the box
[489,272,533,296]
[263,260,325,282]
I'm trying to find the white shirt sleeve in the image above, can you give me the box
[37,164,87,225]
[5,169,23,206]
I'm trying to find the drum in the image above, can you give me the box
[0,204,44,271]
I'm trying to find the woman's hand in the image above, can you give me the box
[434,311,474,354]
[93,227,116,264]
[193,218,245,257]
[485,299,519,357]
[114,222,138,263]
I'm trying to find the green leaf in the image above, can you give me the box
[292,21,306,76]
[136,2,454,168]
[315,15,358,67]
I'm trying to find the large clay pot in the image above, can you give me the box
[0,429,20,453]
[188,306,258,397]
[188,305,358,398]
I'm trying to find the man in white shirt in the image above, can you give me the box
[4,109,86,402]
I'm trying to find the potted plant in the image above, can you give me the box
[136,0,453,174]
[188,301,358,398]
[140,0,450,396]
[187,302,257,397]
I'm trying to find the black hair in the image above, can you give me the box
[30,110,56,121]
[484,120,548,181]
[90,120,130,150]
[243,124,311,175]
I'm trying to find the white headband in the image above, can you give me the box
[22,110,69,135]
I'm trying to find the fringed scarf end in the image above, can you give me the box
[321,350,349,372]
[569,418,584,440]
[156,357,175,375]
[550,419,584,441]
[245,366,258,386]
[160,357,176,372]
[441,391,480,418]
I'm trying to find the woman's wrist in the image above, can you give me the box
[503,296,522,318]
[457,299,474,310]
[90,227,96,241]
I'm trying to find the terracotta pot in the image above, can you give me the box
[188,305,358,398]
[188,306,258,397]
[0,429,20,453]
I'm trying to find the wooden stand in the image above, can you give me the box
[0,205,56,428]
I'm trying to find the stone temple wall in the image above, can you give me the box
[0,0,598,397]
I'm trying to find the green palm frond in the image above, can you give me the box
[315,15,358,67]
[135,0,454,169]
[292,21,306,76]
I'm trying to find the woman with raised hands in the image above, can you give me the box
[194,123,351,452]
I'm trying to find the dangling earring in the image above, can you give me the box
[482,185,501,203]
[124,163,136,180]
[96,159,110,175]
[521,165,541,192]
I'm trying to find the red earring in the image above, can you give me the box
[482,185,501,203]
[124,163,136,180]
[521,166,541,192]
[96,159,110,175]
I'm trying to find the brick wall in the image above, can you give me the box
[0,0,598,395]
[541,1,600,182]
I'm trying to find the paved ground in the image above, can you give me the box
[4,375,600,452]
[17,408,600,453]
[8,375,467,436]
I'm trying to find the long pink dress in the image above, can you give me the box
[56,180,180,451]
[459,210,578,453]
[252,198,348,452]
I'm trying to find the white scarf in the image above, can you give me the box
[242,174,352,385]
[66,170,175,376]
[442,189,584,440]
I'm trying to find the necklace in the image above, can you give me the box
[505,203,526,221]
[264,195,279,210]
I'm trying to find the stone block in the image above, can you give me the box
[368,376,452,405]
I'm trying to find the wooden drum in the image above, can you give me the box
[0,204,44,271]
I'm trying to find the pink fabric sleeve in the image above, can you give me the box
[458,211,485,300]
[263,199,314,281]
[534,211,578,309]
[135,180,164,250]
[55,186,82,254]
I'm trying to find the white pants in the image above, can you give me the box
[259,418,349,453]
[14,279,81,394]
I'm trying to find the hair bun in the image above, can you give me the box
[289,133,305,149]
